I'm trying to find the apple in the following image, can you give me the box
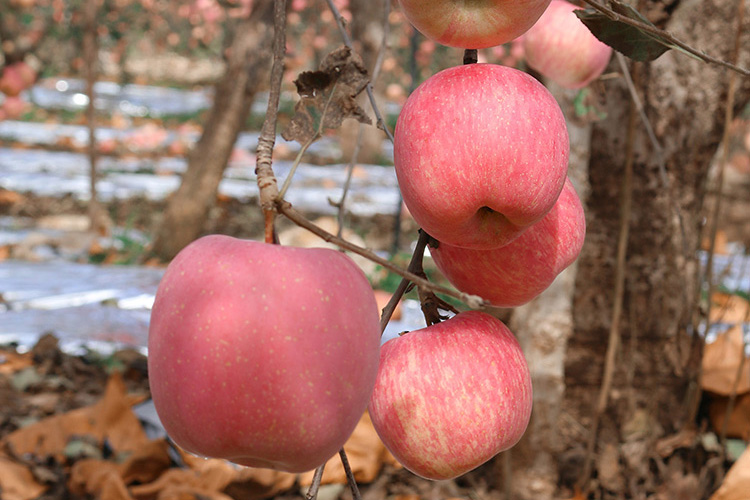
[394,63,569,249]
[148,235,382,473]
[522,0,613,89]
[12,61,37,88]
[369,310,532,480]
[2,96,27,119]
[0,65,26,97]
[429,178,585,307]
[398,0,551,49]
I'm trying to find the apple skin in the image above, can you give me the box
[398,0,551,49]
[522,0,613,89]
[429,178,585,307]
[394,63,569,250]
[0,65,26,97]
[369,310,532,480]
[148,235,382,473]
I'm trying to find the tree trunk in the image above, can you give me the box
[561,1,750,498]
[150,0,275,260]
[507,84,593,499]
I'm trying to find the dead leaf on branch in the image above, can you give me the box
[575,1,676,62]
[282,46,371,145]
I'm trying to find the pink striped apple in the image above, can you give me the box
[429,178,585,307]
[522,0,613,89]
[369,311,532,480]
[148,235,382,472]
[394,63,569,249]
[398,0,551,49]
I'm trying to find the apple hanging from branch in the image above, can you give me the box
[369,311,533,480]
[397,0,552,49]
[394,63,569,250]
[522,0,613,89]
[148,235,382,473]
[429,177,586,307]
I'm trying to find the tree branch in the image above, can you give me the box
[332,0,392,237]
[254,0,287,244]
[275,200,488,310]
[323,0,395,143]
[580,0,750,76]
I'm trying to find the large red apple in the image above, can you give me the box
[148,235,382,473]
[394,63,569,249]
[398,0,551,49]
[369,311,532,480]
[522,0,613,89]
[429,178,585,307]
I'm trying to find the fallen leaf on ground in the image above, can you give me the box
[2,372,149,460]
[702,325,750,396]
[710,445,750,500]
[0,349,33,375]
[710,293,750,325]
[709,392,750,441]
[299,411,399,486]
[0,454,47,500]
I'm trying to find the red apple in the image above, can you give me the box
[398,0,551,49]
[0,65,26,97]
[394,63,569,249]
[12,61,37,88]
[429,178,585,307]
[2,96,27,119]
[369,311,532,480]
[148,235,382,473]
[522,0,613,89]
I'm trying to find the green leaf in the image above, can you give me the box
[575,4,672,62]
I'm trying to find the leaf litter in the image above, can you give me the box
[0,333,402,500]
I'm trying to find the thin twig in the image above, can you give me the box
[339,449,363,500]
[580,0,750,76]
[323,0,395,143]
[333,0,392,237]
[579,64,639,492]
[276,200,488,310]
[305,463,326,500]
[278,81,338,200]
[379,229,430,333]
[254,0,287,243]
[702,0,746,436]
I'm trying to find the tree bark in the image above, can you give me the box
[507,84,593,499]
[562,0,750,498]
[150,0,275,260]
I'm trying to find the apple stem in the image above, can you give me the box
[379,229,431,333]
[463,49,478,65]
[378,230,459,333]
[305,463,326,500]
[339,448,363,500]
[255,0,288,244]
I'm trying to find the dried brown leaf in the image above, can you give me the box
[708,392,750,441]
[0,349,33,375]
[281,46,371,145]
[702,325,750,396]
[2,373,149,460]
[298,411,398,486]
[0,455,47,500]
[710,293,750,324]
[711,444,750,500]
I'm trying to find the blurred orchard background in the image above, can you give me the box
[1,0,750,499]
